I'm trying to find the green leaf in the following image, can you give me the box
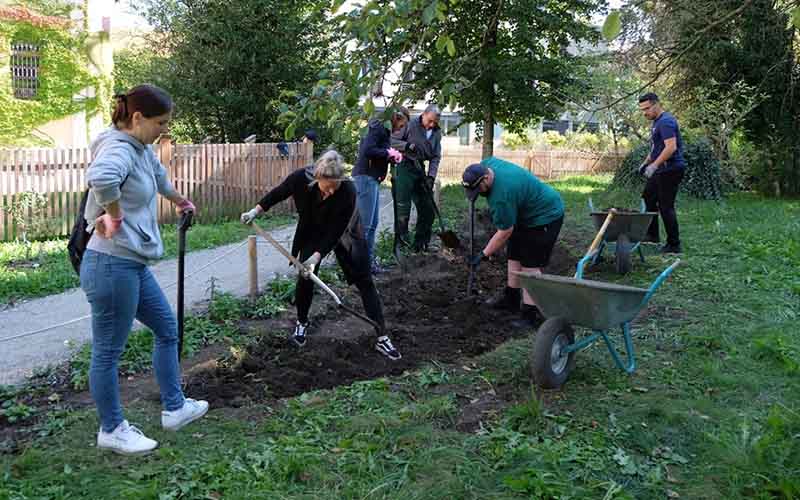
[436,35,448,53]
[792,7,800,29]
[449,95,457,110]
[423,1,437,24]
[364,99,375,116]
[285,123,296,141]
[446,39,456,57]
[383,120,392,130]
[602,11,622,41]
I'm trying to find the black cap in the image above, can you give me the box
[462,163,489,201]
[303,129,319,143]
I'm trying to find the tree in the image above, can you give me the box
[282,0,604,159]
[603,0,800,195]
[132,0,331,143]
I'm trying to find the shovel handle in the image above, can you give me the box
[586,209,616,258]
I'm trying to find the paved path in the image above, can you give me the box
[0,190,399,385]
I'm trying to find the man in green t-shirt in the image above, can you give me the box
[462,157,565,327]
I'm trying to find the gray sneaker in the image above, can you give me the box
[161,398,209,431]
[292,321,309,347]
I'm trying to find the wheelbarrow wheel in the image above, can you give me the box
[531,317,576,389]
[615,233,632,275]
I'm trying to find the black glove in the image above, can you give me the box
[468,252,484,269]
[424,175,435,191]
[638,162,647,176]
[407,143,417,153]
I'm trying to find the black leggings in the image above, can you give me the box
[295,239,385,335]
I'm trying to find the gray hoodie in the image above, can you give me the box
[85,127,179,264]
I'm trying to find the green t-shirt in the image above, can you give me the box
[483,156,564,230]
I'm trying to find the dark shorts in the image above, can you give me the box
[507,215,564,269]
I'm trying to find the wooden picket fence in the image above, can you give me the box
[436,149,625,182]
[0,137,313,241]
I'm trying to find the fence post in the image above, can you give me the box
[248,235,258,299]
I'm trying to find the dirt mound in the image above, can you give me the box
[186,239,576,407]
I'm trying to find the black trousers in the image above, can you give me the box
[295,236,385,335]
[642,169,684,246]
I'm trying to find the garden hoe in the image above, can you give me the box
[177,208,194,361]
[249,222,383,337]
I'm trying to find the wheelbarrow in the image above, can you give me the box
[514,259,680,389]
[587,198,657,274]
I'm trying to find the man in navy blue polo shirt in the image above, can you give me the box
[638,92,685,254]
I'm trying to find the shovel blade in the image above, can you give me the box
[439,230,461,249]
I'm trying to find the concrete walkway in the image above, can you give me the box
[0,190,398,385]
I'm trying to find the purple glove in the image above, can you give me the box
[387,147,403,163]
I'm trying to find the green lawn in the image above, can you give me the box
[2,177,798,499]
[0,214,293,306]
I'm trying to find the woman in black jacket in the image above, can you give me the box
[352,108,408,273]
[241,150,401,360]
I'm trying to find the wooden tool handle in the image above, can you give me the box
[586,209,616,257]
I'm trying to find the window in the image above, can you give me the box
[458,123,470,145]
[439,115,460,137]
[11,42,40,100]
[542,120,569,135]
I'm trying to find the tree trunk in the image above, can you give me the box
[482,111,494,160]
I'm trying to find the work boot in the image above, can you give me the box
[660,243,682,254]
[512,304,544,330]
[292,320,309,347]
[486,286,521,312]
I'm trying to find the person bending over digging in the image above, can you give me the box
[462,157,565,328]
[240,150,401,360]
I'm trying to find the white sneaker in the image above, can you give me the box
[97,420,158,456]
[161,398,209,431]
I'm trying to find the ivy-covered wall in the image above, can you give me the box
[0,7,110,146]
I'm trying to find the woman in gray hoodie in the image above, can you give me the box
[81,85,208,455]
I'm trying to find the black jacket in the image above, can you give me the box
[352,119,391,181]
[391,115,442,178]
[257,167,361,260]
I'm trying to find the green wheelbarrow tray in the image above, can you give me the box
[517,273,649,331]
[586,199,658,275]
[513,259,680,389]
[590,211,656,243]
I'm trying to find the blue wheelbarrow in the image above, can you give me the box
[588,198,657,274]
[514,212,680,388]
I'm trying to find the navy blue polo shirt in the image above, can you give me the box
[651,111,685,173]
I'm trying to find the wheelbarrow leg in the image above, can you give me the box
[598,322,636,374]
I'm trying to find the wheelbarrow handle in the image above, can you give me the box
[641,259,681,307]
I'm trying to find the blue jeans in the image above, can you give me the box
[354,175,380,264]
[80,250,185,432]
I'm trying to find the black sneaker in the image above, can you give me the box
[292,321,309,347]
[375,336,402,360]
[660,243,682,254]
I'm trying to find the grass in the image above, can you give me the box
[0,214,293,306]
[2,176,800,499]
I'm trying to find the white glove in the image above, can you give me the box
[644,164,659,178]
[301,252,321,278]
[240,208,259,224]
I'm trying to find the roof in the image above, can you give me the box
[0,5,72,29]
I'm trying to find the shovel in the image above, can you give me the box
[412,159,461,249]
[389,165,405,271]
[249,222,383,336]
[177,209,194,361]
[467,199,477,296]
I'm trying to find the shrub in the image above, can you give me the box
[610,138,721,200]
